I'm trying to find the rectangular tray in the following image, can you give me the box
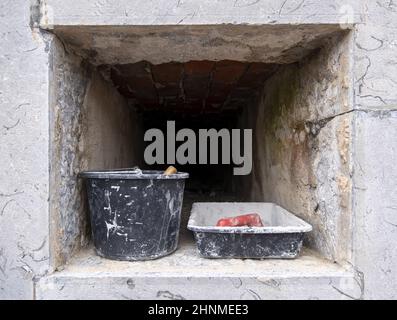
[187,202,312,259]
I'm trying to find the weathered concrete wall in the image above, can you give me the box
[240,32,354,263]
[0,0,51,299]
[49,41,142,268]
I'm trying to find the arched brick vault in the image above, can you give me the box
[110,60,278,113]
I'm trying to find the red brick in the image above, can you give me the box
[184,61,215,75]
[151,62,183,84]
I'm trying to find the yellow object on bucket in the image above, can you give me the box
[163,166,177,175]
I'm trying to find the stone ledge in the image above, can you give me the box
[36,241,356,299]
[40,0,363,29]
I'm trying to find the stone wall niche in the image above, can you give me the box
[48,25,354,274]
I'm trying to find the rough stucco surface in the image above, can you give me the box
[49,38,91,268]
[50,42,141,268]
[241,33,353,263]
[0,1,51,299]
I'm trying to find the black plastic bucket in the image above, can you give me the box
[79,169,189,261]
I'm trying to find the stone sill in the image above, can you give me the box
[40,0,363,29]
[36,240,356,299]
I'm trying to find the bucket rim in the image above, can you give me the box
[78,169,189,180]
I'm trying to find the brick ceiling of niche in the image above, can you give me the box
[110,60,278,113]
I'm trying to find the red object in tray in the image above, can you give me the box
[216,213,264,227]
